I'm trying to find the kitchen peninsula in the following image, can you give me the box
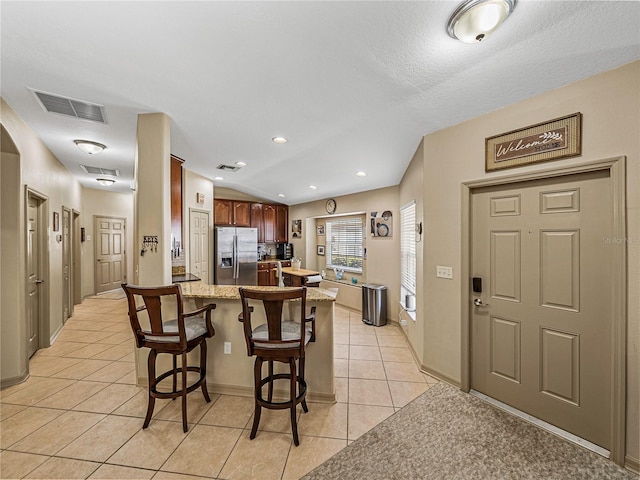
[132,282,337,403]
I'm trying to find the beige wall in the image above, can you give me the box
[183,169,214,281]
[213,186,263,202]
[80,188,134,298]
[289,185,400,323]
[418,61,639,464]
[1,98,82,385]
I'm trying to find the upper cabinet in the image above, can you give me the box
[171,155,184,246]
[215,198,287,243]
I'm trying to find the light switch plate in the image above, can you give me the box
[436,266,454,279]
[224,342,231,354]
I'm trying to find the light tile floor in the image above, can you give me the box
[1,297,438,480]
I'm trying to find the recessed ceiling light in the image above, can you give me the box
[235,161,247,167]
[96,178,115,186]
[272,137,288,144]
[356,171,367,177]
[278,193,286,198]
[74,139,106,154]
[308,185,317,190]
[214,176,224,181]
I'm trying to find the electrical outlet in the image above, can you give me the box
[223,342,231,354]
[436,265,454,279]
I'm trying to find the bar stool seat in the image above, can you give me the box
[238,287,316,446]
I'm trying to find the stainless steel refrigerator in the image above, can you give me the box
[214,227,258,285]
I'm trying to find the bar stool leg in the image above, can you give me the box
[181,352,188,432]
[289,358,299,446]
[299,356,308,413]
[250,357,263,440]
[267,361,274,402]
[144,350,157,429]
[172,355,177,399]
[200,341,211,402]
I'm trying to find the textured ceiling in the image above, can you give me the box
[2,1,639,204]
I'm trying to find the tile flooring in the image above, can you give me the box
[1,297,438,479]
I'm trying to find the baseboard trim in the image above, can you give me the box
[625,455,639,474]
[1,370,29,390]
[418,364,461,388]
[50,323,64,345]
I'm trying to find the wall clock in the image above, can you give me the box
[326,198,337,214]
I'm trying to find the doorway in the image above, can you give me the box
[62,207,72,323]
[189,209,210,284]
[462,158,627,464]
[94,216,127,293]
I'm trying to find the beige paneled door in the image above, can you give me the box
[471,170,612,450]
[62,207,72,323]
[95,216,126,293]
[190,209,210,284]
[27,195,43,358]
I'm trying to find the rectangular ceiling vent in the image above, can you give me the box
[216,164,239,172]
[80,165,120,177]
[31,89,106,124]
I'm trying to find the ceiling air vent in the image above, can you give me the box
[216,164,240,172]
[80,165,120,177]
[31,89,106,124]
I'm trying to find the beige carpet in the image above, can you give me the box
[303,382,637,480]
[87,289,126,300]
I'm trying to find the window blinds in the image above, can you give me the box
[326,217,364,273]
[400,202,416,294]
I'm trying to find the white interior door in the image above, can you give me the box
[471,170,612,450]
[95,216,126,293]
[190,210,210,284]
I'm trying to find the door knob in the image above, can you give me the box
[35,279,44,284]
[473,298,489,307]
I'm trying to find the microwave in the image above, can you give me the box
[277,243,294,260]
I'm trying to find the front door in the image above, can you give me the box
[26,196,42,357]
[95,216,126,293]
[190,210,210,284]
[471,170,612,449]
[62,207,72,322]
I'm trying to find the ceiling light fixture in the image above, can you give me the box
[272,137,288,144]
[308,185,317,190]
[235,161,247,167]
[356,171,367,177]
[96,178,115,186]
[74,139,106,154]
[447,0,516,43]
[214,176,224,181]
[278,193,286,198]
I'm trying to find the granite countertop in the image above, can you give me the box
[172,273,201,283]
[281,267,320,277]
[180,281,337,302]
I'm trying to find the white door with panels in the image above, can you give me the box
[471,170,612,450]
[95,216,126,293]
[27,195,43,357]
[190,210,210,284]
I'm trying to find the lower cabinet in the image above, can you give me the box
[257,260,292,286]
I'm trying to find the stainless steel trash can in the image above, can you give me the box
[362,284,387,326]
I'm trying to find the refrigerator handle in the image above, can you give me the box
[233,235,239,279]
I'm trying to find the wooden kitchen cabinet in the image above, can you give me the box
[233,201,251,226]
[170,155,184,246]
[214,199,251,226]
[263,204,277,243]
[257,262,271,286]
[250,203,264,242]
[276,204,288,243]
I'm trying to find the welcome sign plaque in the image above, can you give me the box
[485,113,582,171]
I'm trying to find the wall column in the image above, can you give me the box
[135,113,171,286]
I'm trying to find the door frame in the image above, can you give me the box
[62,206,72,323]
[93,215,128,294]
[72,209,82,306]
[25,187,51,351]
[460,156,627,465]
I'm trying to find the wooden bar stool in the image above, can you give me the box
[122,283,216,432]
[238,287,316,446]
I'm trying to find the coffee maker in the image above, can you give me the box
[276,243,294,260]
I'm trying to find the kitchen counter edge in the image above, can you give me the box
[181,281,337,302]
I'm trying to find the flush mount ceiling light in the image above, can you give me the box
[272,136,288,144]
[96,178,115,186]
[214,176,224,181]
[74,139,106,154]
[308,185,317,190]
[356,171,367,177]
[447,0,516,43]
[235,161,247,167]
[278,193,286,198]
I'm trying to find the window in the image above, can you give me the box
[400,201,416,295]
[326,217,364,273]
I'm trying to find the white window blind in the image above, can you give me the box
[400,202,416,295]
[326,217,364,273]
